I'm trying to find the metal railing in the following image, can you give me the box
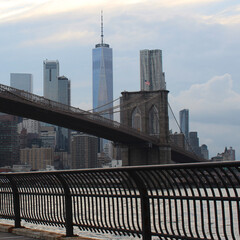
[0,161,240,239]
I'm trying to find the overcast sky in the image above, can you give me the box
[0,0,239,159]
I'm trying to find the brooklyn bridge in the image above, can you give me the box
[0,83,205,165]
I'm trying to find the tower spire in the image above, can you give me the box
[101,10,104,45]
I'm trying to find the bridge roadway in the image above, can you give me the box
[0,84,204,163]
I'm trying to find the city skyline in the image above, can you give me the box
[0,1,239,158]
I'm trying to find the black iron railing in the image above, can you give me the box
[0,161,240,239]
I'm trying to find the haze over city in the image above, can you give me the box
[0,0,239,158]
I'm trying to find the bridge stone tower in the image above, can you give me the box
[120,90,171,166]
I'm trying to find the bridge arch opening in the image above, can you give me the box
[132,107,142,131]
[149,104,159,137]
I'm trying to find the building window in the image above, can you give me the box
[149,105,159,136]
[132,107,142,131]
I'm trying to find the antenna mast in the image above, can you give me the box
[101,10,104,45]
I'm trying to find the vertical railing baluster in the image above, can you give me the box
[6,175,21,228]
[130,170,151,240]
[55,173,73,237]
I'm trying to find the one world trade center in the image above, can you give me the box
[92,12,113,151]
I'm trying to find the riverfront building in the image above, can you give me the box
[140,49,166,91]
[20,147,54,171]
[92,13,113,151]
[211,147,236,161]
[0,115,19,167]
[71,134,98,169]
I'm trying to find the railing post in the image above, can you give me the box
[6,175,21,228]
[55,173,74,237]
[130,170,151,240]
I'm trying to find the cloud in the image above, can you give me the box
[170,74,240,124]
[201,5,240,25]
[21,30,95,46]
[169,74,240,158]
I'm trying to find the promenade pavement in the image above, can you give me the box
[0,223,99,240]
[0,231,34,239]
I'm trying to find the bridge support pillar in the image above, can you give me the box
[122,145,172,166]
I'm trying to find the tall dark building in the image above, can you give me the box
[179,109,189,141]
[0,115,19,167]
[58,76,71,152]
[71,134,98,169]
[189,132,201,157]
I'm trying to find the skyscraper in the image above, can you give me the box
[189,131,201,157]
[58,76,71,106]
[179,109,189,141]
[92,12,113,119]
[43,61,70,152]
[140,49,166,91]
[58,76,71,151]
[10,73,33,93]
[92,12,113,151]
[43,60,59,102]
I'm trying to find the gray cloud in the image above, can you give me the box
[169,74,240,158]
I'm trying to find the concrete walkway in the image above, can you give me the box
[0,223,99,240]
[0,231,34,239]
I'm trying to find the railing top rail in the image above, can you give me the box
[0,161,238,176]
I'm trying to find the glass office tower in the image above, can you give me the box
[10,73,33,93]
[92,45,113,119]
[43,60,59,102]
[92,13,113,151]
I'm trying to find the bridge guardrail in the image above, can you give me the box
[0,161,240,239]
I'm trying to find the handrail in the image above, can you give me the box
[0,161,240,239]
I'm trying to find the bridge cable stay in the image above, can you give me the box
[86,94,145,115]
[86,94,161,117]
[86,97,120,112]
[168,102,201,160]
